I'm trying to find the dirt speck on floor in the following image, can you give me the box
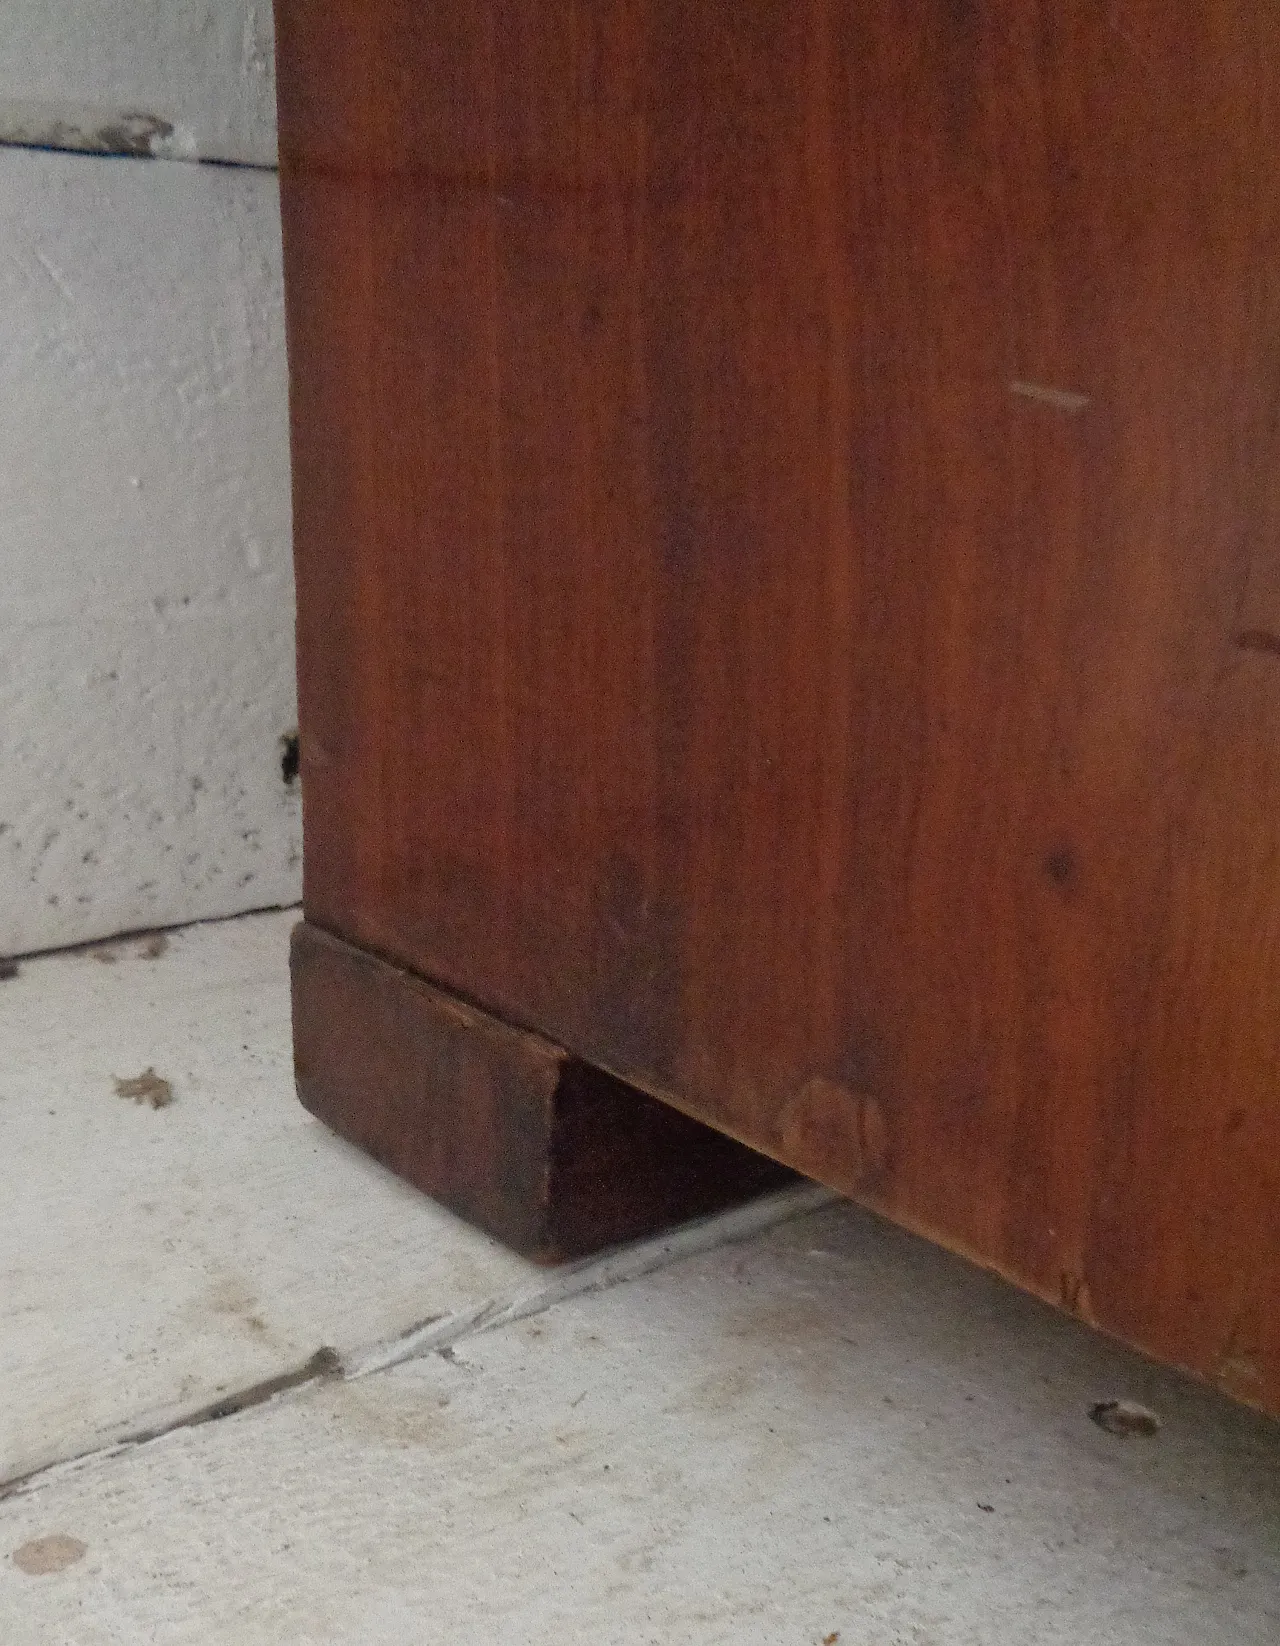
[1089,1399,1162,1437]
[76,930,170,964]
[113,1067,174,1109]
[12,1535,88,1576]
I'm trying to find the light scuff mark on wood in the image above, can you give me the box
[1009,379,1091,413]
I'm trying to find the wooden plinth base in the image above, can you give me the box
[291,921,791,1262]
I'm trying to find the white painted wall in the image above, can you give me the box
[0,5,297,955]
[0,1,277,165]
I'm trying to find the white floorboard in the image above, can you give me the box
[3,1203,1278,1644]
[0,911,533,1486]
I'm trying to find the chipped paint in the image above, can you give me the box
[0,2,277,168]
[0,101,193,160]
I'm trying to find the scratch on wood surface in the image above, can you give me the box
[1009,380,1091,413]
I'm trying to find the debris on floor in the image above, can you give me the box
[88,931,170,966]
[1088,1399,1163,1437]
[111,1067,173,1109]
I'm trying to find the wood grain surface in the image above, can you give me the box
[277,0,1280,1410]
[292,920,792,1261]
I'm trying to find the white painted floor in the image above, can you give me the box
[2,912,1278,1643]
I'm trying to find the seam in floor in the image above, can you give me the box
[0,1183,836,1508]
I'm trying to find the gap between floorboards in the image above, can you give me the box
[1,1182,836,1506]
